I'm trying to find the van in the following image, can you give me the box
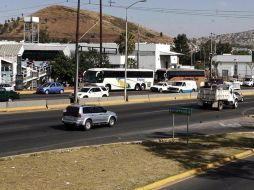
[168,80,197,93]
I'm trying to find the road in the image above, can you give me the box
[19,90,153,101]
[1,96,254,157]
[19,86,254,101]
[161,155,254,190]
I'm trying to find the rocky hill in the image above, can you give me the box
[0,5,172,44]
[195,30,254,48]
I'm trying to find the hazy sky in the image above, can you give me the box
[1,0,254,38]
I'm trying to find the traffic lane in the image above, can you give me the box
[1,98,254,157]
[161,155,254,190]
[19,90,164,101]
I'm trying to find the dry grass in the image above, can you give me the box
[0,132,254,190]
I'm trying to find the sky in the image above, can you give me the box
[1,0,254,38]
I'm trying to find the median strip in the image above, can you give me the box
[1,132,254,190]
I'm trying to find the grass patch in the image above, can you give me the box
[0,132,254,190]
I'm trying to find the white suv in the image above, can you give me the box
[70,86,109,100]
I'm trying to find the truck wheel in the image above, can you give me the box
[8,97,13,102]
[218,101,223,111]
[233,100,238,109]
[159,88,163,93]
[141,84,146,91]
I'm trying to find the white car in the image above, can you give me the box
[70,86,109,100]
[0,83,15,91]
[150,82,171,93]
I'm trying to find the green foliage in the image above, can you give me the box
[216,41,232,55]
[49,52,75,84]
[127,58,137,68]
[79,49,110,75]
[173,34,191,65]
[232,49,251,55]
[115,31,135,55]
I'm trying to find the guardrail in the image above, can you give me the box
[0,90,253,112]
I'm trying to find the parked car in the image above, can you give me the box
[62,104,117,130]
[70,86,109,101]
[36,82,64,94]
[0,83,15,91]
[0,88,20,102]
[234,91,244,102]
[168,80,197,93]
[150,82,172,93]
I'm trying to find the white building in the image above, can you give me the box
[212,54,253,79]
[66,43,181,70]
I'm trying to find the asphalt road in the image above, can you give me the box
[161,155,254,190]
[19,90,153,101]
[1,97,254,157]
[19,86,254,101]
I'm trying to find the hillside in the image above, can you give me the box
[0,5,173,44]
[195,30,254,48]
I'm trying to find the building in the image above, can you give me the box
[66,43,181,70]
[0,42,71,88]
[212,54,253,80]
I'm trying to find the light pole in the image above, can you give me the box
[124,0,146,102]
[74,0,80,104]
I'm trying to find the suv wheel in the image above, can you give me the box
[108,117,116,127]
[102,94,107,97]
[45,90,49,94]
[84,119,92,130]
[105,84,111,91]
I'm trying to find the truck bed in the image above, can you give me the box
[197,87,232,101]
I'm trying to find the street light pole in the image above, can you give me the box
[74,0,80,104]
[124,0,146,102]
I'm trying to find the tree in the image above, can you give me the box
[172,34,191,65]
[79,49,110,76]
[216,41,232,55]
[115,31,135,55]
[50,52,74,85]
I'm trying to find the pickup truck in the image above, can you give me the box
[197,84,238,111]
[0,88,20,102]
[150,82,172,93]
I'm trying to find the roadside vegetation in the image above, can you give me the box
[1,132,254,190]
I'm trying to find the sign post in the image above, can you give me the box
[169,107,192,144]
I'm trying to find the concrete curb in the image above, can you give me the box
[134,149,254,190]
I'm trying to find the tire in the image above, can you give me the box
[141,84,146,91]
[59,89,64,94]
[83,95,88,98]
[135,84,141,91]
[84,119,92,130]
[102,94,107,97]
[233,100,238,109]
[45,90,49,94]
[108,116,116,127]
[8,97,13,102]
[218,101,223,111]
[105,84,111,92]
[192,89,195,92]
[159,88,163,93]
[179,90,183,93]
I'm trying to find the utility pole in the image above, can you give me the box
[74,0,80,104]
[137,24,140,69]
[210,33,213,79]
[100,0,102,66]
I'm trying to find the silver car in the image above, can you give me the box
[62,105,117,130]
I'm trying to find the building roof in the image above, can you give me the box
[212,54,252,63]
[0,44,23,57]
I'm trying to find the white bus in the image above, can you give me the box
[83,68,154,91]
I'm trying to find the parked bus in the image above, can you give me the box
[155,69,206,87]
[83,68,154,91]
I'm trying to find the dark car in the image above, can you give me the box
[36,82,64,94]
[0,88,20,102]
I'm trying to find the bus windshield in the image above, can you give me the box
[84,71,103,83]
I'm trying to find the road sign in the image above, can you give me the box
[169,107,192,116]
